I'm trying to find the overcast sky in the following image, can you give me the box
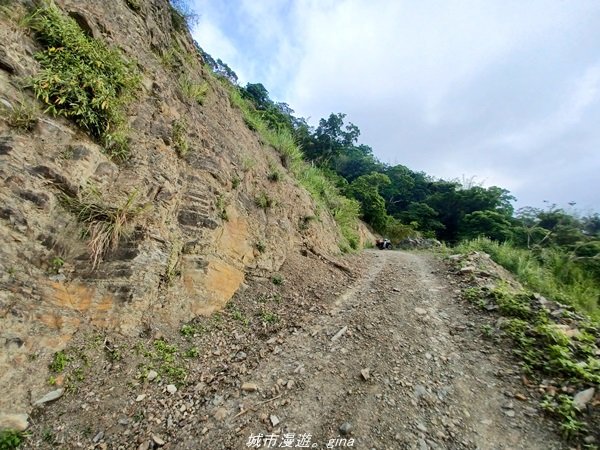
[191,0,600,213]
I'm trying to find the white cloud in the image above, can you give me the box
[190,0,600,210]
[490,64,600,152]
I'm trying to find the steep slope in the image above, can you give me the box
[0,0,372,418]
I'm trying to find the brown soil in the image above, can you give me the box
[23,250,565,450]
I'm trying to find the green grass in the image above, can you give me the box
[26,1,139,161]
[255,241,266,253]
[0,98,38,131]
[180,323,203,338]
[455,237,599,318]
[179,74,208,104]
[142,339,187,385]
[0,430,23,450]
[255,192,275,209]
[226,86,361,251]
[49,350,69,373]
[172,118,189,157]
[60,187,147,268]
[463,284,599,443]
[267,169,282,182]
[261,310,278,324]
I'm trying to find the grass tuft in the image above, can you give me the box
[0,98,38,131]
[172,118,189,157]
[179,74,208,104]
[60,187,147,268]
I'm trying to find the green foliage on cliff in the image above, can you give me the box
[27,1,139,161]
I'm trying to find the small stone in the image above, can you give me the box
[270,415,280,426]
[48,274,66,282]
[213,408,228,421]
[584,436,597,444]
[152,435,165,446]
[514,393,527,401]
[331,326,348,342]
[0,414,29,431]
[573,387,595,410]
[138,441,150,450]
[118,418,130,426]
[93,431,104,443]
[414,385,428,398]
[286,380,294,389]
[166,384,177,394]
[135,394,146,402]
[147,370,158,381]
[241,382,258,392]
[416,422,428,433]
[415,308,427,315]
[360,368,370,381]
[34,389,64,406]
[339,422,352,435]
[503,409,515,418]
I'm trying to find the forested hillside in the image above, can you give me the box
[200,47,600,317]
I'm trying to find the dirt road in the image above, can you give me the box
[25,250,565,449]
[191,250,562,449]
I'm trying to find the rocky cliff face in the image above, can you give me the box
[0,0,373,416]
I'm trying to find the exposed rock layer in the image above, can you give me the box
[0,0,375,415]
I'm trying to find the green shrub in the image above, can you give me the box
[169,0,197,32]
[27,2,139,161]
[455,237,599,318]
[0,430,23,450]
[49,350,69,373]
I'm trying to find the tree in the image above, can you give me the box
[399,202,444,233]
[346,173,391,231]
[304,113,360,164]
[460,210,513,241]
[333,144,383,182]
[241,83,271,109]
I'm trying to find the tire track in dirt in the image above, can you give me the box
[210,250,563,450]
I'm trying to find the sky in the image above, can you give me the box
[190,0,600,214]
